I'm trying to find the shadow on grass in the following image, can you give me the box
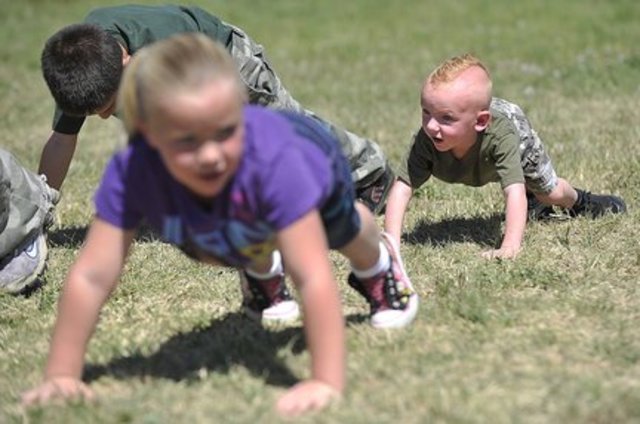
[83,312,370,388]
[48,226,88,248]
[48,224,160,248]
[404,213,503,247]
[83,312,304,387]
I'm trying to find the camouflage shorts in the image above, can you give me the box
[491,98,558,194]
[0,149,59,258]
[226,22,304,111]
[226,23,388,188]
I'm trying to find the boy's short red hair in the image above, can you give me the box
[427,53,491,86]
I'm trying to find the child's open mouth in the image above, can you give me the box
[199,170,224,181]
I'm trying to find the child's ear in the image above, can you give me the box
[474,110,491,132]
[122,49,131,67]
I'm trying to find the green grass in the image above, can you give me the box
[1,0,640,422]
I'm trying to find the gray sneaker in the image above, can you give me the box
[41,174,60,230]
[0,231,48,293]
[356,165,395,215]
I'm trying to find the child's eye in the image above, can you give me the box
[422,109,431,117]
[175,135,198,148]
[216,125,237,141]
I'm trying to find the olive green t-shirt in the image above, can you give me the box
[397,111,525,190]
[52,5,233,134]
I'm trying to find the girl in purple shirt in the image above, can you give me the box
[22,34,418,417]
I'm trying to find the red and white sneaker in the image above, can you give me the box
[239,270,300,324]
[347,233,419,329]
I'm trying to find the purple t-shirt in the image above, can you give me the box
[95,106,338,267]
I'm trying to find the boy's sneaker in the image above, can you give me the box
[568,189,627,218]
[0,231,48,294]
[41,175,61,229]
[526,191,555,221]
[347,233,418,329]
[356,166,395,215]
[239,270,300,324]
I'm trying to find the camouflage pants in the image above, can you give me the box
[491,98,558,194]
[0,149,59,258]
[226,23,388,187]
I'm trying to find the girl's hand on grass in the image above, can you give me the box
[481,246,521,260]
[21,377,95,407]
[276,379,341,418]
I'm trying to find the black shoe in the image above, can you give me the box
[526,191,555,221]
[568,188,627,218]
[356,166,394,215]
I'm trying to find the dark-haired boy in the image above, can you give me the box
[39,4,393,213]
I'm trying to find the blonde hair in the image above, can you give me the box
[426,53,492,109]
[118,33,244,135]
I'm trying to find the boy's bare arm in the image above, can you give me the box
[22,219,134,406]
[482,183,527,259]
[384,179,414,245]
[38,131,78,190]
[275,210,345,417]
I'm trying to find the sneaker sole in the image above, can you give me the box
[243,300,301,325]
[371,295,419,329]
[4,234,48,294]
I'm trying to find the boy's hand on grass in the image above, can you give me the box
[276,379,341,418]
[481,246,521,260]
[21,377,95,407]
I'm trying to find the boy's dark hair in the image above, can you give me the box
[41,24,123,116]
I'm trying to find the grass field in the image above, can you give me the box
[1,0,640,422]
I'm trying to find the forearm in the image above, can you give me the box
[501,184,527,250]
[38,132,77,190]
[500,225,525,250]
[276,211,346,391]
[45,268,115,379]
[384,180,414,244]
[299,274,345,392]
[45,219,130,379]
